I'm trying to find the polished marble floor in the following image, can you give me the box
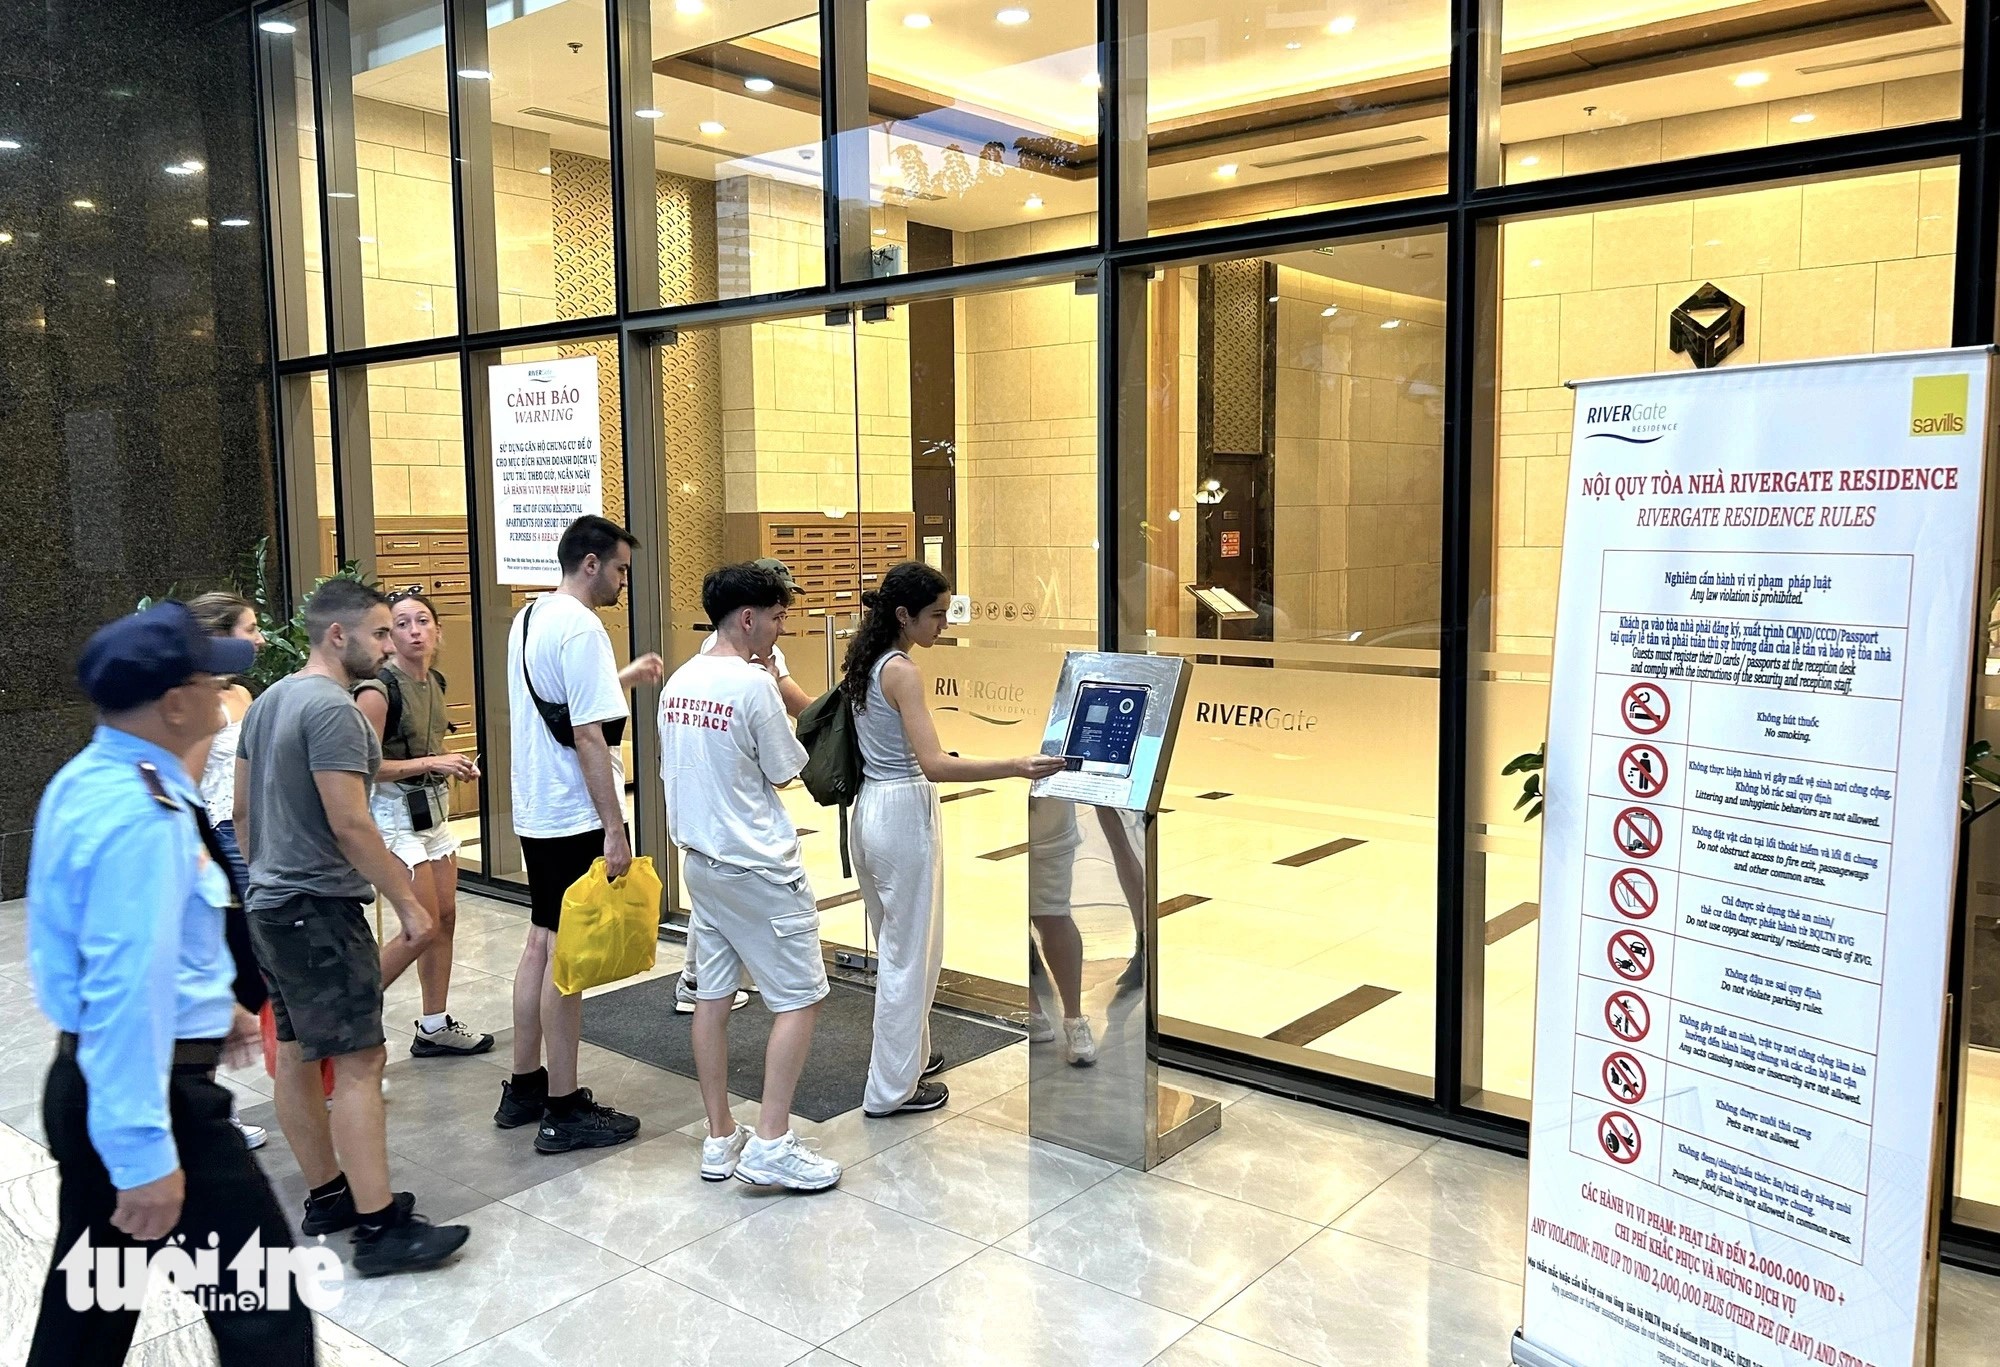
[2,892,1992,1367]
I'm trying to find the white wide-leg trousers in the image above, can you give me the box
[852,776,945,1114]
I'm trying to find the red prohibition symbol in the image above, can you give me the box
[1609,867,1658,920]
[1605,989,1651,1043]
[1602,1050,1648,1104]
[1600,1110,1643,1164]
[1613,806,1664,859]
[1608,927,1656,982]
[1618,743,1669,798]
[1600,987,1648,1039]
[1621,683,1670,735]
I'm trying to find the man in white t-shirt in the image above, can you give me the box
[496,515,664,1155]
[678,557,812,1014]
[661,562,840,1192]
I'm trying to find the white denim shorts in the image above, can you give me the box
[682,853,829,1014]
[371,785,461,870]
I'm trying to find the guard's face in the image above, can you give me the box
[161,673,228,748]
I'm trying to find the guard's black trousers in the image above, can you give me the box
[28,1049,315,1367]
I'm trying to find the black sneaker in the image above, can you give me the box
[570,1087,641,1135]
[865,1082,949,1118]
[494,1080,545,1130]
[352,1213,470,1278]
[301,1187,413,1237]
[535,1099,641,1153]
[922,1051,946,1078]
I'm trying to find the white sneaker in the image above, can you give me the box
[675,974,749,1014]
[700,1123,753,1182]
[1027,1010,1056,1044]
[734,1131,841,1191]
[1064,1016,1098,1066]
[231,1116,267,1150]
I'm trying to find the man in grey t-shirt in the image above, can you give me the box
[233,579,468,1276]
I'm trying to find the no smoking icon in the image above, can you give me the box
[1605,989,1650,1042]
[1619,744,1668,798]
[1600,987,1648,1039]
[1599,1110,1643,1164]
[1621,683,1669,735]
[1613,806,1663,859]
[1602,1051,1648,1104]
[1609,867,1657,920]
[1607,927,1655,982]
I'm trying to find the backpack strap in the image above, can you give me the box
[381,669,404,743]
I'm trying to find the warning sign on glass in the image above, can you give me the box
[489,355,603,587]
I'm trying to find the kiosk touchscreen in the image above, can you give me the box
[1031,653,1188,813]
[1061,681,1149,778]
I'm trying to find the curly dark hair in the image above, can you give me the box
[839,561,950,709]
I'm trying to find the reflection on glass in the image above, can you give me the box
[644,1,827,301]
[862,0,1099,273]
[1500,0,1962,180]
[260,1,326,356]
[1126,233,1447,1095]
[1952,549,2000,1232]
[477,0,614,325]
[1127,0,1451,237]
[1472,167,1958,1113]
[338,0,459,346]
[1027,796,1152,1165]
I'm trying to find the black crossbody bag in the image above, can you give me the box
[521,598,627,750]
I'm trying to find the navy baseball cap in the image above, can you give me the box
[77,603,258,711]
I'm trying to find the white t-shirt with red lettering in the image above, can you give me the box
[659,652,807,883]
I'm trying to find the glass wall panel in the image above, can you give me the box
[859,1,1100,272]
[479,339,629,887]
[639,1,827,303]
[474,0,616,326]
[1499,0,1962,182]
[1124,0,1452,238]
[335,0,460,346]
[1955,549,2000,1232]
[1125,234,1447,1094]
[1469,163,1959,1114]
[259,1,327,357]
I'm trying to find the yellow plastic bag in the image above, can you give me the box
[551,856,661,996]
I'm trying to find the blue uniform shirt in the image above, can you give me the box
[27,726,238,1189]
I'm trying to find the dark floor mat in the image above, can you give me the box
[580,975,1022,1122]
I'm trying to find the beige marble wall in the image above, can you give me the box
[721,182,910,517]
[953,214,1100,632]
[1504,74,1959,182]
[1494,165,1960,654]
[1273,268,1445,640]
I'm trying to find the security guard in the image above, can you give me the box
[26,603,314,1365]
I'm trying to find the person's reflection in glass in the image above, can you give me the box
[1026,797,1096,1064]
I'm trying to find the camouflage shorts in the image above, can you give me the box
[246,896,385,1062]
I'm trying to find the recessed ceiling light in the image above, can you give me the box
[1326,15,1356,33]
[872,227,888,235]
[190,217,209,227]
[1529,258,1543,267]
[904,12,932,26]
[165,163,195,175]
[1285,40,1302,49]
[1380,318,1400,329]
[103,277,115,286]
[1215,162,1238,179]
[1024,194,1043,210]
[258,18,297,34]
[1321,305,1339,317]
[1733,70,1768,87]
[1521,154,1539,166]
[457,67,492,80]
[72,199,95,210]
[1791,111,1815,123]
[0,232,11,244]
[745,76,774,92]
[1081,71,1101,88]
[996,7,1030,24]
[220,217,250,227]
[0,139,19,150]
[635,107,664,119]
[538,165,552,174]
[699,120,726,135]
[675,0,705,12]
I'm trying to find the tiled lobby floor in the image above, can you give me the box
[0,892,1995,1367]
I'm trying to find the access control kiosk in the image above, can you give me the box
[1024,651,1219,1168]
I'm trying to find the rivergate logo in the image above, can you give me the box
[57,1229,344,1313]
[1582,400,1676,445]
[1192,700,1318,732]
[933,675,1033,725]
[1910,373,1968,436]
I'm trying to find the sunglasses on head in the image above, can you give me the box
[386,585,427,604]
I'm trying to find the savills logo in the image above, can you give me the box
[1910,374,1968,437]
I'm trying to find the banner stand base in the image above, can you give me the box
[1511,1331,1586,1367]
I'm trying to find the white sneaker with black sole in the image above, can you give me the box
[674,974,749,1014]
[410,1015,495,1057]
[230,1116,266,1150]
[734,1132,841,1191]
[700,1123,753,1181]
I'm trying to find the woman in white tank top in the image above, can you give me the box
[841,563,1065,1117]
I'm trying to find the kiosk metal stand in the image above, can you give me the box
[1025,652,1220,1169]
